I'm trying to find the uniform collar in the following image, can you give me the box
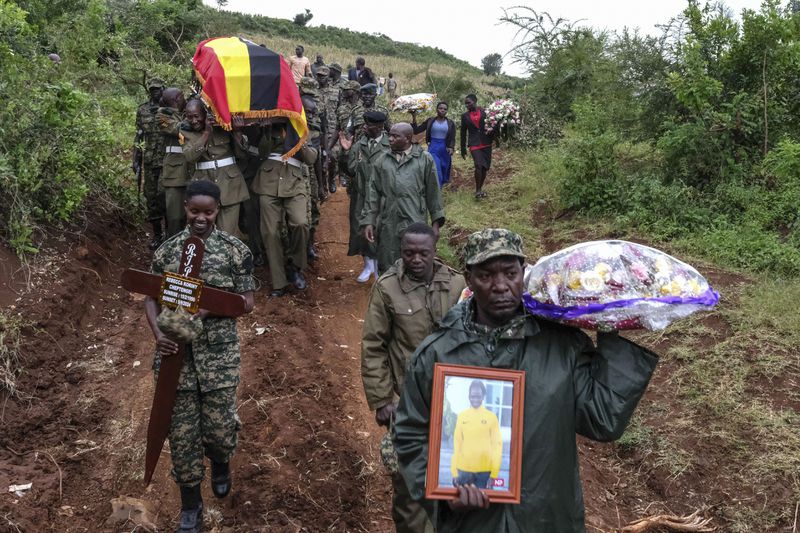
[441,297,540,341]
[397,259,450,293]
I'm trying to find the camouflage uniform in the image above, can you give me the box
[150,226,255,487]
[156,107,190,237]
[362,258,465,532]
[299,77,322,233]
[349,102,392,143]
[134,79,166,223]
[180,127,250,236]
[360,145,445,273]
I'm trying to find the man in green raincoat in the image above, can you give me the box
[360,123,444,274]
[394,228,659,533]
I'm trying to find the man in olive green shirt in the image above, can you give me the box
[156,87,189,237]
[361,223,465,533]
[361,123,445,274]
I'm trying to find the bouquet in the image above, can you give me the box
[523,240,719,331]
[485,99,521,135]
[391,93,436,112]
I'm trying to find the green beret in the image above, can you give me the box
[463,228,525,267]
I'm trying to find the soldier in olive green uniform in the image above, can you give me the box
[340,110,389,282]
[361,223,465,533]
[133,78,167,249]
[299,77,323,261]
[251,122,318,297]
[394,228,659,533]
[145,181,255,533]
[329,62,348,92]
[236,123,267,266]
[156,88,189,237]
[180,100,250,237]
[361,123,445,274]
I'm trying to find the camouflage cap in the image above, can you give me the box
[315,65,330,76]
[344,80,362,91]
[463,228,525,267]
[328,62,343,73]
[298,76,319,96]
[147,77,165,89]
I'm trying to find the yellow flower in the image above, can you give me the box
[594,262,612,281]
[567,271,582,290]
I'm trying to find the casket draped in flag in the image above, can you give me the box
[192,36,308,158]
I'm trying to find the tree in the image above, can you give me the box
[293,9,313,27]
[481,53,503,75]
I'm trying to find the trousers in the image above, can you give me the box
[391,472,435,533]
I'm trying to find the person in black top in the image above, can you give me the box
[460,94,494,199]
[348,56,377,86]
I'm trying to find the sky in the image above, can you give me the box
[208,0,766,76]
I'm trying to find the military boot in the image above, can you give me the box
[176,484,203,533]
[149,221,164,251]
[307,228,319,263]
[211,460,231,498]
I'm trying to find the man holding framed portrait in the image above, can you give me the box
[394,228,659,532]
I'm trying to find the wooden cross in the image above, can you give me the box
[121,236,248,485]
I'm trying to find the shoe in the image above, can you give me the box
[339,176,349,188]
[369,258,379,279]
[308,245,319,263]
[177,485,203,533]
[269,288,287,298]
[211,461,231,499]
[329,181,337,194]
[149,234,163,251]
[356,260,374,283]
[176,504,203,533]
[288,269,307,291]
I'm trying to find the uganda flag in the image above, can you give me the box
[192,36,308,158]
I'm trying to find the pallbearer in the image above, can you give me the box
[156,87,190,237]
[144,181,254,533]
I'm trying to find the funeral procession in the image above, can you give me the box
[9,1,800,532]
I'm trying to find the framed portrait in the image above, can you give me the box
[425,363,525,504]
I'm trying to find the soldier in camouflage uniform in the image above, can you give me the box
[299,76,323,262]
[133,78,167,249]
[349,83,392,143]
[330,80,362,189]
[316,65,339,195]
[361,222,465,533]
[145,180,255,533]
[156,88,189,237]
[329,62,348,92]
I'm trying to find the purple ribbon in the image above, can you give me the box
[523,288,720,320]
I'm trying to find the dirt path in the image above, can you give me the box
[0,193,392,532]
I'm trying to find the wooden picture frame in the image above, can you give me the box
[425,363,525,504]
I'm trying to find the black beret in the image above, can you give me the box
[360,83,378,94]
[363,110,387,123]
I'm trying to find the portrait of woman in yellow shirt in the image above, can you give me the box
[451,380,503,488]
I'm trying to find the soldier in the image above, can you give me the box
[339,110,389,282]
[348,83,392,143]
[251,120,318,297]
[361,222,465,533]
[299,76,324,262]
[145,180,255,533]
[394,228,659,533]
[329,80,362,189]
[316,65,339,195]
[156,88,189,237]
[180,99,250,237]
[360,123,445,274]
[387,72,398,100]
[237,123,267,267]
[133,78,167,249]
[328,62,348,92]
